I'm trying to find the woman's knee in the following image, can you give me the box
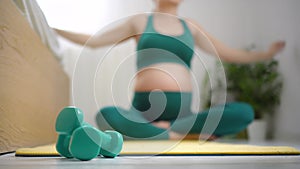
[100,106,119,113]
[96,106,124,130]
[98,106,124,117]
[227,102,255,124]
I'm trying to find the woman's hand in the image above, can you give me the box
[267,41,286,59]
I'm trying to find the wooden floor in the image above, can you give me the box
[1,141,299,169]
[1,153,300,169]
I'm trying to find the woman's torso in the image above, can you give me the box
[132,13,195,92]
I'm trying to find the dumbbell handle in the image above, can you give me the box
[82,122,112,150]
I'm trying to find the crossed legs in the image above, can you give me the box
[96,102,254,140]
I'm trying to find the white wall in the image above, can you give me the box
[38,0,300,141]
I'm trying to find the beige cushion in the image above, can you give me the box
[0,0,69,153]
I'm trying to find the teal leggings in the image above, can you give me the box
[96,92,254,139]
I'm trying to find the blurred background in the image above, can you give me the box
[36,0,300,142]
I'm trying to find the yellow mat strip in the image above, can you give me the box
[15,140,300,156]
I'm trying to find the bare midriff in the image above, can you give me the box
[134,63,192,92]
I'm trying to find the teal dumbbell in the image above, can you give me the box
[55,107,83,158]
[55,107,123,161]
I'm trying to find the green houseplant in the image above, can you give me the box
[201,58,283,140]
[225,59,283,119]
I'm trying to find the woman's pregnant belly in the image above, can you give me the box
[134,63,192,92]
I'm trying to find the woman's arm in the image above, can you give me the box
[189,20,285,63]
[54,18,136,48]
[54,28,91,46]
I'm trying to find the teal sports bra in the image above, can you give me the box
[137,14,194,70]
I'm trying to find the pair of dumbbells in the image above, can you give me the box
[55,107,123,161]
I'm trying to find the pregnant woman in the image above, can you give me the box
[55,0,285,140]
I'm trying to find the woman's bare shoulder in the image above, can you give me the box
[127,13,148,24]
[182,17,204,35]
[128,13,149,32]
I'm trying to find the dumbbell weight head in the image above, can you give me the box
[55,107,84,134]
[69,125,102,161]
[55,107,84,158]
[100,131,123,158]
[56,134,72,158]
